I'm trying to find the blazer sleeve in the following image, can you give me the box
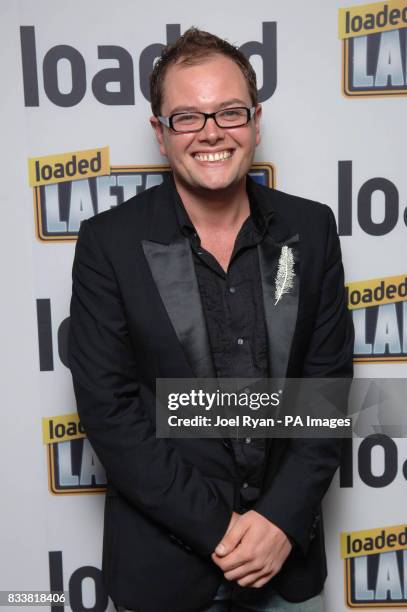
[254,207,354,554]
[68,218,234,556]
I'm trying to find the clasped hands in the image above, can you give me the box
[211,510,292,588]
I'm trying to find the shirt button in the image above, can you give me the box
[229,286,236,293]
[245,437,251,444]
[237,338,244,345]
[242,482,249,489]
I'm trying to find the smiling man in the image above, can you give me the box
[68,28,354,612]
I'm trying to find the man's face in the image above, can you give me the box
[151,54,261,196]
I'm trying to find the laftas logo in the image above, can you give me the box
[347,273,407,362]
[341,524,407,607]
[338,1,407,96]
[42,413,106,494]
[29,148,275,242]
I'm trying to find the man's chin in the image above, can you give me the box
[189,174,244,195]
[173,168,248,199]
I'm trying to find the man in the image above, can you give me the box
[68,28,354,612]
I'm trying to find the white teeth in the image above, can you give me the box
[194,150,232,162]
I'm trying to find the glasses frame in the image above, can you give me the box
[157,106,256,133]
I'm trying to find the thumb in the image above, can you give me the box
[215,518,246,556]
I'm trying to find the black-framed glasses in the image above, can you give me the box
[158,106,256,133]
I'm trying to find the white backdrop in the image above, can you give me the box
[1,0,406,610]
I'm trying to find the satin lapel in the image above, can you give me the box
[258,234,300,380]
[142,237,216,379]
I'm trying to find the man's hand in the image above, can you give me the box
[211,510,292,588]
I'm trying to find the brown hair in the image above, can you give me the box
[149,27,258,116]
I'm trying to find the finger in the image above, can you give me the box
[237,570,273,588]
[213,546,250,572]
[211,552,226,568]
[250,573,274,588]
[225,511,240,535]
[211,550,246,571]
[223,561,260,581]
[215,518,248,556]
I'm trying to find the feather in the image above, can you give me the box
[274,246,294,305]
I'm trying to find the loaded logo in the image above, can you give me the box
[42,413,106,494]
[347,273,407,362]
[341,524,407,607]
[339,1,407,96]
[30,152,275,242]
[20,23,277,107]
[28,147,109,187]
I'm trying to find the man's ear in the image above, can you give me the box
[254,104,262,146]
[150,115,167,157]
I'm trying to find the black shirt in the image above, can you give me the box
[173,183,273,510]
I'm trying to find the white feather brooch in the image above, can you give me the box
[274,246,295,305]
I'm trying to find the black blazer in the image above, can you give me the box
[68,176,354,612]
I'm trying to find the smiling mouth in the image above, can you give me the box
[193,149,233,162]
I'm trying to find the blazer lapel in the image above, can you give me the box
[258,233,300,380]
[247,176,300,380]
[141,179,215,379]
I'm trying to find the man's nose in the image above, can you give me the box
[198,117,225,143]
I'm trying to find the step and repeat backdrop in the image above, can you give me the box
[1,0,406,610]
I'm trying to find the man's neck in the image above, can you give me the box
[174,176,250,234]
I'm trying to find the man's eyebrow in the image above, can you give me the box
[217,98,250,109]
[166,99,251,115]
[167,105,200,114]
